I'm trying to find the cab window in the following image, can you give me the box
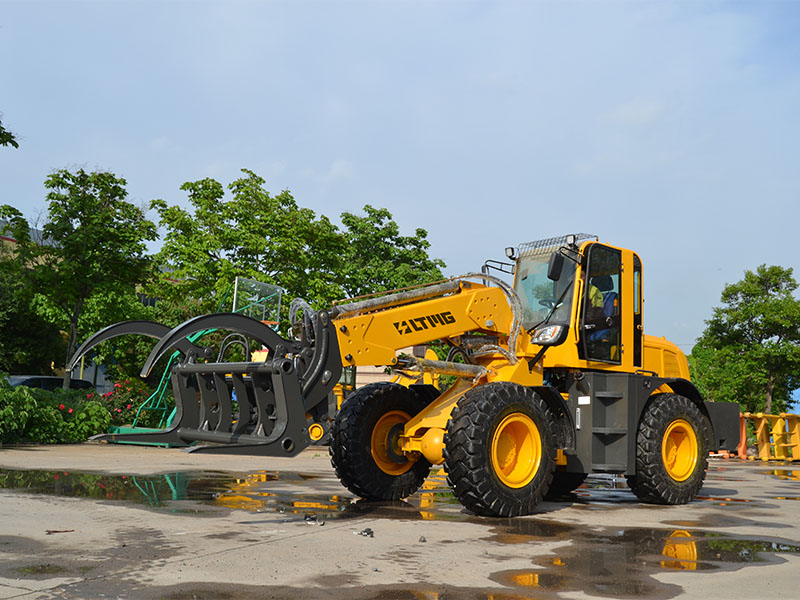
[513,247,575,330]
[633,253,642,366]
[581,244,621,363]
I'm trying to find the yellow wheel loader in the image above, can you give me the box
[70,233,740,517]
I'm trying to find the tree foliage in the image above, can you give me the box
[0,115,19,149]
[151,170,445,331]
[690,265,800,413]
[0,169,157,387]
[0,259,66,374]
[339,205,445,298]
[151,170,344,315]
[1,167,446,385]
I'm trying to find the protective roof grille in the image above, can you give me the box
[517,233,597,256]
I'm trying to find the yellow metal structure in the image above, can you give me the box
[743,412,800,461]
[336,283,513,367]
[330,237,694,465]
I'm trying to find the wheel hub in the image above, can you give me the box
[371,410,415,476]
[491,413,542,488]
[662,419,698,482]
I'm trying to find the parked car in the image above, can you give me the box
[7,375,93,391]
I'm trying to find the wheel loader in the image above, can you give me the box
[70,233,740,517]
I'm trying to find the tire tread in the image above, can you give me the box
[330,382,431,500]
[626,393,709,505]
[443,382,556,517]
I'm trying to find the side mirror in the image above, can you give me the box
[547,252,564,281]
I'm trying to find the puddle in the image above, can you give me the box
[768,469,800,481]
[0,467,476,523]
[3,466,800,598]
[15,563,67,575]
[486,523,800,598]
[0,468,353,518]
[0,466,777,522]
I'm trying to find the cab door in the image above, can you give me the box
[580,244,622,363]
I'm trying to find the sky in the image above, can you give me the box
[2,1,799,353]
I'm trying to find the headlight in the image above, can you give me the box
[530,325,568,346]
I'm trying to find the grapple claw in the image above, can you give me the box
[138,312,297,377]
[86,311,342,456]
[67,320,208,371]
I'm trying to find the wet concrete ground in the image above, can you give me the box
[0,444,799,599]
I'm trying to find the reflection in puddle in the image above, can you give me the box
[0,467,465,522]
[695,495,752,507]
[769,469,800,481]
[488,525,800,597]
[0,465,785,521]
[2,465,800,598]
[0,468,351,517]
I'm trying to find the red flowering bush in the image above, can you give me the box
[99,379,150,426]
[0,378,111,444]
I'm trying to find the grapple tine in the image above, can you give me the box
[68,320,207,371]
[139,313,299,377]
[230,373,255,435]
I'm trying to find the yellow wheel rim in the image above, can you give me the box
[661,530,698,570]
[491,413,542,488]
[662,419,698,482]
[371,410,414,476]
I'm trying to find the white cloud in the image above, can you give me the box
[324,158,352,182]
[150,136,170,150]
[608,98,664,126]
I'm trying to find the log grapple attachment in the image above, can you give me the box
[69,310,342,456]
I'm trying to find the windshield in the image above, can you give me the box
[513,247,576,329]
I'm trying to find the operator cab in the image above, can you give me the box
[508,233,644,369]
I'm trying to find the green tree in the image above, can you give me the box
[691,265,800,413]
[0,169,158,388]
[151,170,445,330]
[0,259,66,374]
[0,114,19,149]
[151,170,344,318]
[339,205,445,298]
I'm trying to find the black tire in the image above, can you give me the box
[330,382,431,500]
[544,472,588,500]
[626,393,710,504]
[443,382,556,517]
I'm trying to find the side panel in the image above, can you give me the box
[560,372,711,476]
[642,335,691,379]
[704,401,741,452]
[562,372,655,475]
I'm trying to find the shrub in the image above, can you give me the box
[68,401,111,440]
[0,382,38,443]
[1,375,114,444]
[97,379,152,426]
